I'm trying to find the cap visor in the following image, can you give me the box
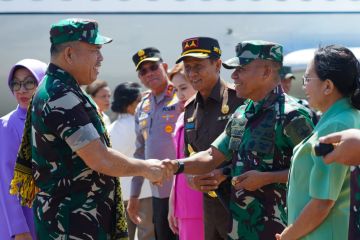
[94,34,113,44]
[175,52,210,64]
[222,57,241,69]
[136,57,161,70]
[285,73,295,79]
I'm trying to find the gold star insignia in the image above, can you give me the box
[138,49,145,57]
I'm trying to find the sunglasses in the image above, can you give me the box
[10,78,37,91]
[138,64,159,76]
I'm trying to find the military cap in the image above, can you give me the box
[132,47,162,70]
[176,37,221,63]
[50,18,112,45]
[280,66,295,79]
[222,40,283,69]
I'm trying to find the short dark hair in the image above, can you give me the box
[85,80,108,97]
[111,82,142,113]
[314,45,360,109]
[50,42,69,56]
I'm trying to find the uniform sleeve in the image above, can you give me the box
[283,110,314,147]
[211,131,232,161]
[133,107,145,159]
[309,122,350,200]
[131,105,145,198]
[43,91,100,152]
[0,119,30,237]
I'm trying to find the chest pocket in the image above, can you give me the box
[157,105,178,134]
[228,117,247,151]
[232,110,277,173]
[244,110,276,155]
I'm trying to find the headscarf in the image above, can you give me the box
[7,58,48,91]
[8,59,47,206]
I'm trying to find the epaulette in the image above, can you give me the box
[184,94,196,108]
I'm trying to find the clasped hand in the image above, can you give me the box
[144,159,178,185]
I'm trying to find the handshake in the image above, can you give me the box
[143,159,183,185]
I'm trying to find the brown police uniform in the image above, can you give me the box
[184,79,244,240]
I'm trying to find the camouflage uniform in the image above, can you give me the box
[29,19,124,239]
[350,166,360,240]
[31,63,118,239]
[212,40,314,240]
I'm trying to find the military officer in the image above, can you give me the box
[10,18,169,240]
[128,47,180,240]
[166,40,314,240]
[175,36,244,240]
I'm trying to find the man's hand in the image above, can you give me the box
[143,159,173,185]
[15,232,32,240]
[127,197,141,224]
[319,129,360,165]
[161,159,179,173]
[231,170,268,191]
[186,169,226,192]
[167,198,179,234]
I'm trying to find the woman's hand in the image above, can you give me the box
[15,232,32,240]
[275,225,297,240]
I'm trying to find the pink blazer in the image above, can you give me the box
[173,113,203,219]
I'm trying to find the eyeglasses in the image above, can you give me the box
[138,64,159,76]
[302,76,320,86]
[10,78,37,91]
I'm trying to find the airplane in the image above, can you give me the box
[1,0,360,116]
[284,47,360,98]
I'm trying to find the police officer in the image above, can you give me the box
[166,40,314,240]
[128,48,180,240]
[174,36,244,240]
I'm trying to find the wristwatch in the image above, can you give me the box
[174,160,185,175]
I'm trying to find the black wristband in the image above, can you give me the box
[174,160,185,175]
[314,142,334,156]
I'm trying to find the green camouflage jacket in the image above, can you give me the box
[213,85,314,240]
[31,63,124,239]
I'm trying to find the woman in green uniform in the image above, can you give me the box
[276,45,360,240]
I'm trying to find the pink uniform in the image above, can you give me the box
[173,113,204,240]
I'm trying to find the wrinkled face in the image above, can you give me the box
[230,60,267,100]
[183,57,220,94]
[71,42,103,85]
[303,59,326,111]
[137,61,168,94]
[10,67,38,109]
[281,78,293,94]
[93,86,111,112]
[171,72,196,109]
